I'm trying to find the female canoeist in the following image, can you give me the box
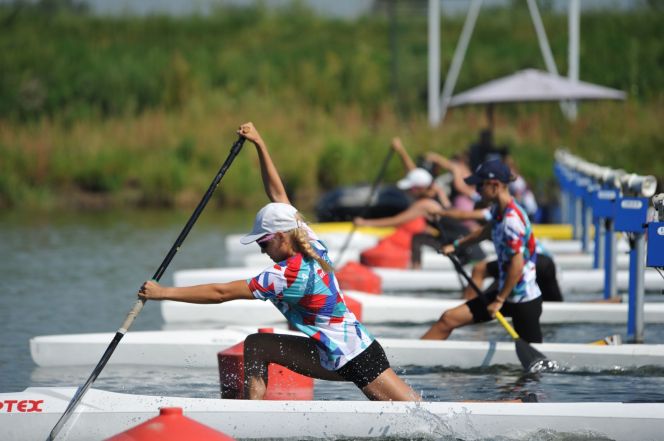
[138,122,421,402]
[421,159,544,343]
[430,206,563,302]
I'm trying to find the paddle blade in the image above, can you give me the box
[515,338,558,373]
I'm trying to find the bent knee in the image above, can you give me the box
[438,305,472,328]
[434,311,455,329]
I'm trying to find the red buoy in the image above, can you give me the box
[335,261,382,294]
[104,407,236,441]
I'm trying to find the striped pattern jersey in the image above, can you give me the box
[490,199,541,303]
[247,223,374,370]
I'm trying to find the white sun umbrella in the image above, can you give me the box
[449,68,626,127]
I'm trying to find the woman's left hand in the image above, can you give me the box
[487,298,504,318]
[440,244,455,256]
[237,122,263,144]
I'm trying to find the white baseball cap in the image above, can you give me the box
[240,202,300,245]
[396,168,433,190]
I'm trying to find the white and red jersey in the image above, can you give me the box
[490,199,541,303]
[247,223,374,370]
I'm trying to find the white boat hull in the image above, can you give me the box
[242,245,633,270]
[174,266,662,293]
[378,267,660,292]
[29,328,253,367]
[30,329,664,369]
[161,290,664,325]
[1,388,662,441]
[226,228,625,259]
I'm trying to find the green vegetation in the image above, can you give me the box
[0,2,662,212]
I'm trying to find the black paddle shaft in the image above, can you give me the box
[46,136,246,441]
[448,253,484,298]
[357,148,396,220]
[337,148,395,262]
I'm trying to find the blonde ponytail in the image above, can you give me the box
[289,227,334,274]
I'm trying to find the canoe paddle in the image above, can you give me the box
[336,147,395,263]
[446,253,558,373]
[46,135,246,441]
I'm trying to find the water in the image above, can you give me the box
[2,210,664,439]
[1,209,247,394]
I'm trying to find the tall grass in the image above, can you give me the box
[0,3,662,211]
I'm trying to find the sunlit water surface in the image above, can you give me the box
[2,210,663,440]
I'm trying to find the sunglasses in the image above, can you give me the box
[477,179,499,191]
[256,233,276,250]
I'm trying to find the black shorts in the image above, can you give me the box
[336,340,390,388]
[466,288,543,343]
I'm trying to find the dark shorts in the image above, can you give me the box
[466,288,543,343]
[336,340,390,388]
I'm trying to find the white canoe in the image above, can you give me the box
[30,328,664,370]
[1,387,662,441]
[421,250,632,271]
[161,290,664,325]
[243,246,633,270]
[226,229,626,259]
[174,266,662,293]
[29,328,253,368]
[226,231,381,264]
[366,266,660,293]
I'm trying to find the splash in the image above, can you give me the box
[527,359,560,374]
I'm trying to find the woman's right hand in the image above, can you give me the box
[138,280,165,301]
[440,244,455,256]
[237,122,263,145]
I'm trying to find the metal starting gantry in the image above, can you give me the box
[555,150,662,343]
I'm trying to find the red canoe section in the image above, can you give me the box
[104,407,236,441]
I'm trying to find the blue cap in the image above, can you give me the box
[464,159,513,185]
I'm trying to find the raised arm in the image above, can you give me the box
[391,137,417,172]
[425,152,453,171]
[449,161,479,200]
[426,152,478,199]
[238,122,290,204]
